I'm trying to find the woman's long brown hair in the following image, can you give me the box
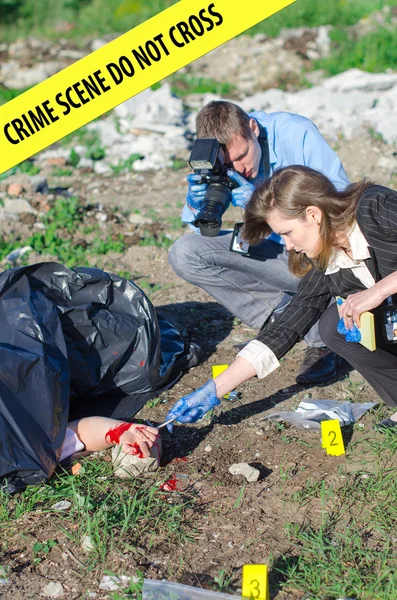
[242,165,373,277]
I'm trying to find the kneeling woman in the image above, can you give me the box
[166,165,397,430]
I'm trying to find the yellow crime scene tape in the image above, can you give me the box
[0,0,295,175]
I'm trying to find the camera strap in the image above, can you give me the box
[257,123,271,180]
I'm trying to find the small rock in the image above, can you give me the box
[128,213,153,225]
[204,445,212,452]
[99,575,139,591]
[93,161,112,175]
[81,535,94,553]
[377,156,397,172]
[71,462,83,475]
[41,581,64,598]
[229,463,260,483]
[30,175,48,194]
[112,436,162,478]
[51,500,72,511]
[7,183,23,196]
[4,198,36,215]
[255,429,264,435]
[0,567,10,585]
[47,157,67,167]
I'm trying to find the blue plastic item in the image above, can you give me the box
[336,298,362,343]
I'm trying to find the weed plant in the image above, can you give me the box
[0,454,196,570]
[2,0,397,42]
[274,428,397,599]
[0,196,128,267]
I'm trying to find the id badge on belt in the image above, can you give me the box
[229,222,251,256]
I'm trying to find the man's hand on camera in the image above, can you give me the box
[186,173,208,210]
[165,379,221,432]
[227,170,255,209]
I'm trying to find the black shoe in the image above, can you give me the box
[374,418,397,432]
[296,347,344,385]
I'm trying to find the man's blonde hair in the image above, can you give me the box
[196,101,252,145]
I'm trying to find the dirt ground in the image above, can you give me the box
[0,131,394,599]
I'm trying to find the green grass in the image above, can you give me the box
[0,454,195,571]
[315,26,397,75]
[110,153,143,174]
[274,429,397,599]
[0,85,31,105]
[249,0,397,37]
[0,196,128,267]
[170,74,237,98]
[2,0,397,43]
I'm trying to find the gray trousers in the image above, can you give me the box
[169,231,324,347]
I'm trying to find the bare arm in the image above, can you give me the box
[68,417,159,458]
[213,356,257,398]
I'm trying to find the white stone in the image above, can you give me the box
[132,158,160,172]
[229,463,260,483]
[112,437,162,478]
[41,581,64,598]
[115,84,184,127]
[4,198,36,215]
[77,157,94,169]
[99,575,139,591]
[57,49,86,60]
[377,156,397,172]
[38,148,70,161]
[0,60,62,89]
[93,161,112,176]
[81,535,95,553]
[128,213,153,225]
[375,114,397,145]
[50,500,72,511]
[323,68,397,93]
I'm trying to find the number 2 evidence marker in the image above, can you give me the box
[321,419,345,456]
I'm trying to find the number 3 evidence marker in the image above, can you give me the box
[242,564,269,600]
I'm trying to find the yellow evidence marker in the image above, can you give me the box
[212,364,230,399]
[242,564,270,600]
[321,419,345,456]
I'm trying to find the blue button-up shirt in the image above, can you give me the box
[182,111,350,242]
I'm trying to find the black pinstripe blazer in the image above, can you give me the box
[256,184,397,358]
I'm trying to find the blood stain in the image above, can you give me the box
[139,360,145,367]
[159,477,178,491]
[105,422,131,444]
[174,457,187,463]
[129,442,144,458]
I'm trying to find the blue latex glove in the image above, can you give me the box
[186,173,208,210]
[336,298,362,343]
[165,379,221,432]
[227,169,255,209]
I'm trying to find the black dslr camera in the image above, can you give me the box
[189,139,238,237]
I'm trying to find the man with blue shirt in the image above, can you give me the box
[169,101,350,383]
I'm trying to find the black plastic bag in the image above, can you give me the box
[0,263,186,493]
